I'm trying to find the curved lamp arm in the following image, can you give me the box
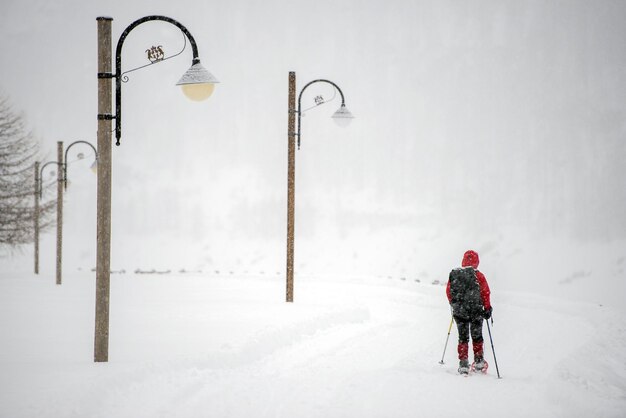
[98,15,203,146]
[64,141,98,190]
[296,79,347,149]
[39,161,62,198]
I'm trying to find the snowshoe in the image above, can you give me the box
[471,358,489,374]
[458,360,470,375]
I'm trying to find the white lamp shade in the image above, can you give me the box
[176,62,219,101]
[331,104,354,128]
[90,160,98,174]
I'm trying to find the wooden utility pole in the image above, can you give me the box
[286,71,296,302]
[34,162,39,274]
[95,16,113,362]
[56,141,63,285]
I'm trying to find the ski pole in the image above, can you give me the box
[438,316,454,364]
[485,318,501,379]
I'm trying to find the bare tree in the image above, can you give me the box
[0,95,55,247]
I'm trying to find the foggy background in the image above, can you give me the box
[1,0,625,297]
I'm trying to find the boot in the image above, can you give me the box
[458,359,470,375]
[473,356,486,371]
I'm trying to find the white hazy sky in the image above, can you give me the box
[1,0,625,279]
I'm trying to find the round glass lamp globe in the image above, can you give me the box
[332,115,353,128]
[181,83,215,101]
[331,105,354,128]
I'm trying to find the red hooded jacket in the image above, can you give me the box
[446,250,491,310]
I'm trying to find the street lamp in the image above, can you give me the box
[38,163,61,199]
[98,15,219,146]
[37,149,63,285]
[285,72,354,302]
[34,162,39,274]
[63,140,98,190]
[95,16,217,362]
[295,78,354,149]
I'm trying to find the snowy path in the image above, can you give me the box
[1,273,625,418]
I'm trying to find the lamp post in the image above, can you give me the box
[34,162,39,274]
[285,72,354,302]
[95,16,218,362]
[56,142,63,285]
[58,140,98,286]
[38,151,63,284]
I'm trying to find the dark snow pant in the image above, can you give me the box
[455,316,484,361]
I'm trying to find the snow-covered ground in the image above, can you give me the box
[1,1,625,416]
[1,266,625,418]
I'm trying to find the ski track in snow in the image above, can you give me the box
[0,274,625,418]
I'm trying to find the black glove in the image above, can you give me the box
[483,306,492,320]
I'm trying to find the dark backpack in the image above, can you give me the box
[449,267,483,320]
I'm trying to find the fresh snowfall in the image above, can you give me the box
[1,244,625,418]
[1,0,626,417]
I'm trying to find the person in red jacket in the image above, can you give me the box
[446,250,492,374]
